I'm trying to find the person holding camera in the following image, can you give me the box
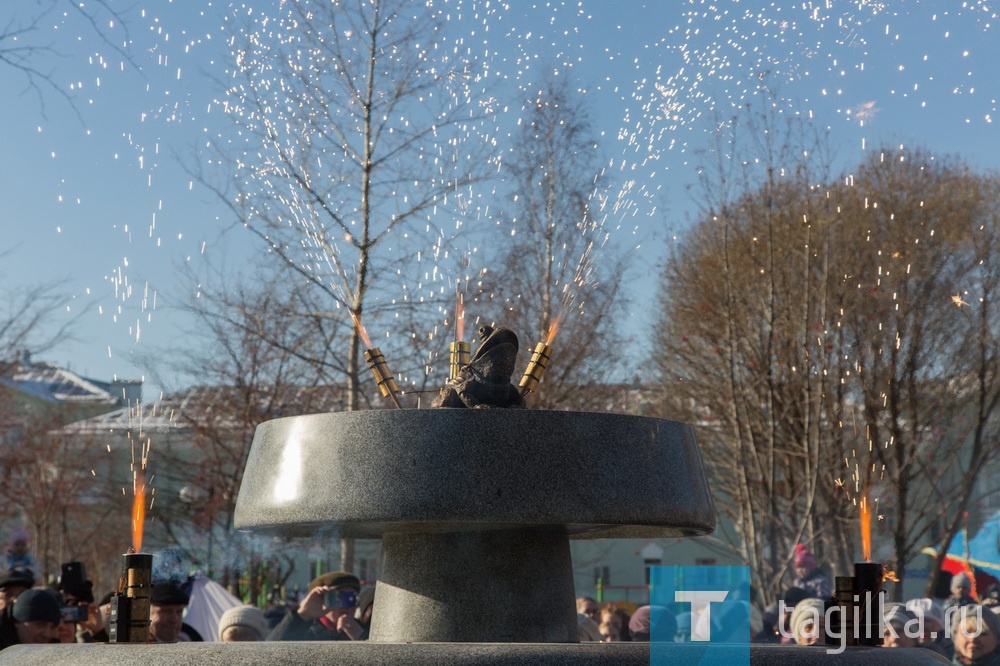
[55,561,105,643]
[267,571,366,641]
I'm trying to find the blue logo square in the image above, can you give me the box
[650,565,751,666]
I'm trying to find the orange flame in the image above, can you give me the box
[860,492,872,562]
[351,312,374,349]
[456,293,466,342]
[545,317,561,346]
[132,473,146,553]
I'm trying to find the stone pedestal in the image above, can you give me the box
[231,409,716,643]
[374,529,577,642]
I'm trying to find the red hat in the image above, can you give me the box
[794,544,817,570]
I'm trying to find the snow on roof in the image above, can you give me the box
[0,362,118,405]
[62,384,350,434]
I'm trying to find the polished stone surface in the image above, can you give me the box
[372,529,577,642]
[0,642,950,665]
[233,410,716,539]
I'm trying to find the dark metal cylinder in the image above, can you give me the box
[854,562,883,646]
[826,576,858,647]
[124,553,152,643]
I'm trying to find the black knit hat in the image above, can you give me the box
[12,589,61,624]
[0,569,35,590]
[150,582,190,606]
[308,571,360,591]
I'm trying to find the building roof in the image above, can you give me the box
[0,361,119,405]
[62,384,351,434]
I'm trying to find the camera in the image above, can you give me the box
[60,605,87,623]
[324,589,357,608]
[60,562,86,589]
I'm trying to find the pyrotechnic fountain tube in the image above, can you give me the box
[448,341,471,380]
[364,348,402,409]
[854,562,883,646]
[518,343,553,396]
[826,576,858,647]
[109,552,152,643]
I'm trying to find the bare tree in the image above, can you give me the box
[1,1,133,115]
[194,0,495,570]
[655,89,1000,601]
[0,397,123,585]
[0,266,81,365]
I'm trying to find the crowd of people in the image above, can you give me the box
[2,531,1000,666]
[573,545,1000,666]
[0,563,375,648]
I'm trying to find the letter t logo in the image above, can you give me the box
[674,590,730,641]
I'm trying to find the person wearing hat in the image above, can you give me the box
[946,572,977,613]
[3,528,37,574]
[0,569,35,611]
[882,604,919,648]
[149,581,204,643]
[218,605,268,641]
[0,588,62,649]
[778,586,810,645]
[267,571,365,641]
[951,604,1000,666]
[789,598,826,646]
[791,543,832,600]
[355,586,375,636]
[907,597,954,659]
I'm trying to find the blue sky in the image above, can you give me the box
[1,0,997,399]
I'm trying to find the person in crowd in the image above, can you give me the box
[789,598,826,646]
[267,571,365,641]
[907,597,954,659]
[263,605,287,631]
[218,605,269,642]
[779,587,810,645]
[754,603,780,643]
[982,585,1000,608]
[791,544,832,599]
[675,611,693,642]
[576,597,599,624]
[149,581,203,642]
[882,604,919,648]
[355,586,375,636]
[0,588,62,649]
[945,573,978,612]
[2,529,36,574]
[0,569,34,611]
[628,605,676,642]
[577,612,602,641]
[951,604,1000,666]
[56,562,104,643]
[598,606,632,641]
[598,619,620,642]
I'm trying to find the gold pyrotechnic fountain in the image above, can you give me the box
[354,313,403,409]
[519,319,558,397]
[449,293,470,380]
[364,347,403,409]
